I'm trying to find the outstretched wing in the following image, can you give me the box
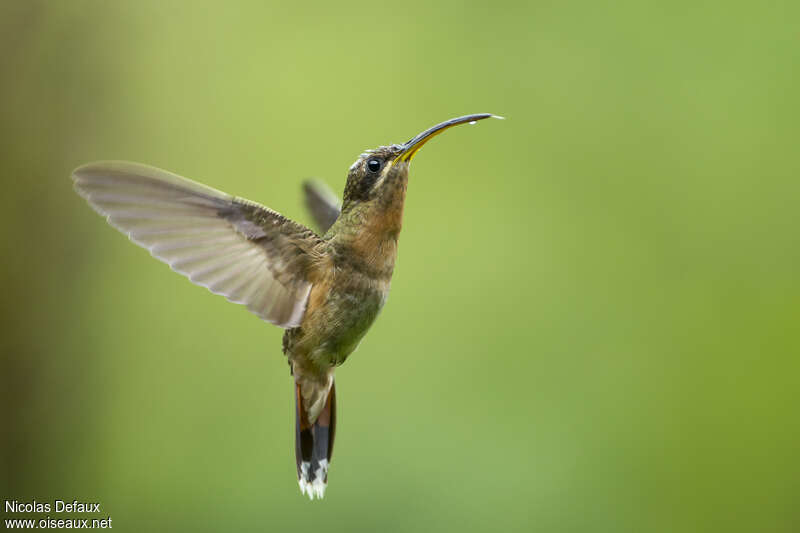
[302,179,341,234]
[73,161,323,328]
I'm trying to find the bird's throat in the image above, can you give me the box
[331,179,407,281]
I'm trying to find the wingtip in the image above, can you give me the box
[71,160,126,178]
[71,161,98,181]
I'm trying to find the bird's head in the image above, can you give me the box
[341,113,501,211]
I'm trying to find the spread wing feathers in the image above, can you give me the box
[302,179,341,234]
[72,161,324,328]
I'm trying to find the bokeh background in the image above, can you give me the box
[2,1,798,531]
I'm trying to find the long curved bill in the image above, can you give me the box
[396,113,503,162]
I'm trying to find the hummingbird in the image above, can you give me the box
[72,113,501,500]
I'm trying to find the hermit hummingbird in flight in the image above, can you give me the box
[72,113,502,499]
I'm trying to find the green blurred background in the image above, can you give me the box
[2,1,798,531]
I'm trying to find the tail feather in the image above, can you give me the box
[295,380,336,500]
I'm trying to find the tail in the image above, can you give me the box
[295,379,336,500]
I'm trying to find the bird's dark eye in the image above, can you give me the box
[366,158,382,173]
